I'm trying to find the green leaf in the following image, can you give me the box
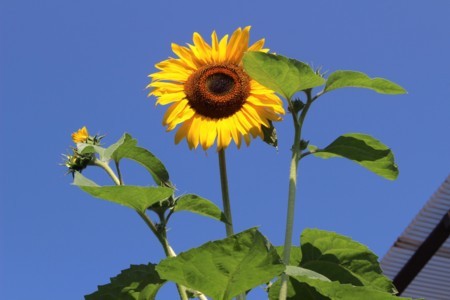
[312,133,398,180]
[324,70,406,94]
[78,143,107,159]
[296,277,410,300]
[267,266,331,300]
[300,228,396,294]
[261,121,278,148]
[85,264,166,300]
[243,52,326,99]
[275,246,303,266]
[156,228,284,300]
[269,276,329,300]
[105,134,171,186]
[73,172,173,213]
[285,266,330,282]
[173,194,229,224]
[270,275,410,300]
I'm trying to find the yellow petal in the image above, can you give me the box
[166,107,195,131]
[228,117,242,148]
[242,104,270,128]
[162,100,189,125]
[217,120,232,150]
[234,110,253,133]
[211,31,220,62]
[243,133,251,146]
[218,34,229,62]
[248,38,265,52]
[155,91,186,106]
[151,71,189,82]
[72,126,89,143]
[246,95,284,112]
[148,81,184,93]
[226,27,242,63]
[171,43,199,69]
[227,26,251,63]
[175,119,192,145]
[187,115,201,149]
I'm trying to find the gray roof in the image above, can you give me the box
[380,174,450,299]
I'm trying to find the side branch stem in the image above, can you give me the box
[93,158,193,300]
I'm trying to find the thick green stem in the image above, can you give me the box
[278,112,301,299]
[279,93,314,300]
[93,158,191,300]
[218,149,234,237]
[218,149,246,300]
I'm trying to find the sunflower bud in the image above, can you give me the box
[63,126,102,174]
[62,149,93,174]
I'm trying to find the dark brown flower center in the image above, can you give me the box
[184,64,250,119]
[206,73,235,95]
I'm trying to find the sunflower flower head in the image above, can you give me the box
[72,126,89,143]
[71,126,103,145]
[148,26,285,151]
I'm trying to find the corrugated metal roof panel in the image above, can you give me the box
[380,174,450,300]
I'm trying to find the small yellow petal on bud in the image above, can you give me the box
[72,126,89,143]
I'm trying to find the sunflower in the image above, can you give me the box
[72,126,89,143]
[148,26,285,150]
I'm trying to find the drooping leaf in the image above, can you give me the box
[300,228,396,294]
[275,246,303,266]
[302,277,410,300]
[311,133,398,180]
[261,121,278,148]
[85,264,166,300]
[156,228,284,300]
[73,172,173,213]
[268,267,331,300]
[243,52,325,99]
[104,134,171,186]
[324,70,406,94]
[172,194,229,224]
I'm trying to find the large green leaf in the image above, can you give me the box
[275,246,303,266]
[311,133,398,180]
[105,134,171,186]
[269,276,410,300]
[324,70,406,94]
[85,264,166,300]
[268,266,330,300]
[73,172,173,213]
[173,194,229,224]
[156,228,284,300]
[300,229,396,294]
[243,52,325,99]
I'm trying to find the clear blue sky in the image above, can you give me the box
[1,1,449,299]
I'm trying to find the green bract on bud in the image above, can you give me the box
[314,66,326,77]
[300,139,309,150]
[292,99,305,114]
[62,149,94,175]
